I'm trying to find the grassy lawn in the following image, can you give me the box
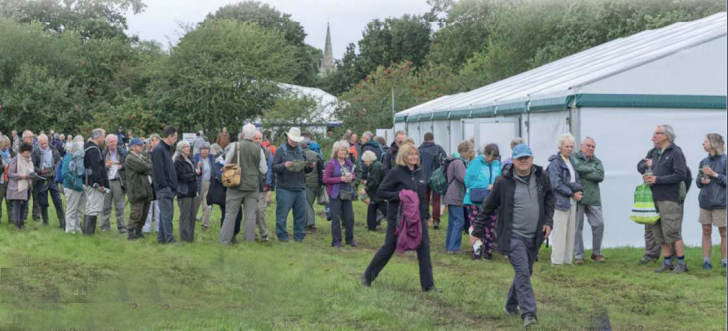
[0,194,725,330]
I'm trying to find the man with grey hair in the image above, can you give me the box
[83,129,109,235]
[31,134,64,228]
[219,123,268,244]
[573,136,605,264]
[638,124,689,273]
[360,131,382,162]
[11,130,20,154]
[253,130,273,241]
[100,134,128,233]
[143,133,162,234]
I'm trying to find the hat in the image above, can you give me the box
[129,138,144,146]
[285,127,304,143]
[512,144,533,159]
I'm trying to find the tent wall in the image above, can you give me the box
[579,107,728,249]
[526,111,570,166]
[581,36,727,95]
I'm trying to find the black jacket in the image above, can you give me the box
[83,141,109,189]
[472,164,555,256]
[271,143,312,190]
[174,157,198,198]
[637,143,687,203]
[152,140,177,191]
[418,141,446,182]
[381,142,399,176]
[697,154,726,210]
[376,164,430,222]
[31,146,62,179]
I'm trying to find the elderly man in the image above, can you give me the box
[194,142,214,230]
[360,131,383,162]
[125,138,153,241]
[253,131,273,241]
[216,126,230,150]
[153,126,179,244]
[381,131,407,175]
[31,134,64,228]
[83,129,109,235]
[272,127,314,242]
[638,125,689,274]
[573,136,606,264]
[100,134,128,233]
[471,144,555,327]
[219,124,268,244]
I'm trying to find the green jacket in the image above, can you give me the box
[124,151,154,204]
[365,161,384,202]
[573,150,604,206]
[230,140,262,192]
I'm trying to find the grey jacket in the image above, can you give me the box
[442,157,467,206]
[696,154,726,210]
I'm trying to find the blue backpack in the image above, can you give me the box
[54,161,63,184]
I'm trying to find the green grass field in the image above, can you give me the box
[0,194,725,331]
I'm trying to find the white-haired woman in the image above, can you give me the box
[697,133,727,269]
[323,140,357,247]
[361,150,386,231]
[62,141,86,234]
[174,140,199,242]
[547,134,582,266]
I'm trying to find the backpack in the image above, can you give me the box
[428,158,458,196]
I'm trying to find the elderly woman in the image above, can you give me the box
[361,150,386,231]
[62,141,86,234]
[323,140,357,247]
[362,143,436,292]
[0,135,16,225]
[464,143,502,259]
[194,142,215,230]
[696,133,727,269]
[174,140,200,242]
[8,143,35,230]
[547,133,582,266]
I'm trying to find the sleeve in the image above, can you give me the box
[8,158,21,179]
[366,163,382,194]
[453,160,466,184]
[376,169,401,202]
[352,161,362,186]
[716,156,727,187]
[683,166,693,194]
[464,162,479,189]
[637,149,652,174]
[258,149,267,175]
[584,159,605,183]
[62,157,72,183]
[175,160,196,183]
[542,174,556,229]
[547,161,573,197]
[655,150,687,185]
[471,177,503,238]
[322,162,342,185]
[152,150,166,189]
[265,150,273,186]
[225,143,235,164]
[696,160,706,188]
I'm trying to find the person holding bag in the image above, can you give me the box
[323,140,357,248]
[464,143,502,259]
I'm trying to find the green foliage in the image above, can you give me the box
[261,92,324,129]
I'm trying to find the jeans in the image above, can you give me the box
[156,187,176,244]
[330,197,355,245]
[505,235,539,319]
[574,204,604,259]
[363,216,434,290]
[275,188,307,241]
[445,205,465,252]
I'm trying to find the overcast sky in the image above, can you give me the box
[125,0,432,59]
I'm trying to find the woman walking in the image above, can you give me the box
[547,134,582,266]
[174,140,199,243]
[443,141,471,254]
[464,143,502,259]
[362,143,436,292]
[323,140,357,247]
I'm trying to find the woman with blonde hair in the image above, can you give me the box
[362,143,437,292]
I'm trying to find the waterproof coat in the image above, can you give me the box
[174,156,198,198]
[696,153,727,210]
[464,155,501,205]
[364,161,384,203]
[418,141,447,182]
[125,151,154,203]
[573,150,604,207]
[377,164,430,223]
[637,143,687,203]
[397,189,423,253]
[547,153,582,211]
[443,157,467,206]
[61,153,84,192]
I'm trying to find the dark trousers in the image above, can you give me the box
[36,181,64,226]
[367,200,387,231]
[129,201,151,232]
[156,187,176,244]
[330,197,355,245]
[425,187,441,221]
[363,216,434,290]
[505,235,538,319]
[178,196,196,242]
[12,198,29,228]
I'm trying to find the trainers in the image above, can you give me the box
[702,261,713,270]
[591,254,605,262]
[672,263,688,274]
[575,258,585,265]
[523,315,538,327]
[433,220,440,230]
[654,263,674,273]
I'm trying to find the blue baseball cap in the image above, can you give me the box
[512,144,533,159]
[129,138,144,146]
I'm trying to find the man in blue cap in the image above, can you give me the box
[470,144,555,327]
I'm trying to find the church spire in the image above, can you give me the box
[319,23,334,76]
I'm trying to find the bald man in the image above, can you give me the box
[31,134,64,228]
[100,134,128,233]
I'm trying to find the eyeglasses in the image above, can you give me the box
[653,131,665,136]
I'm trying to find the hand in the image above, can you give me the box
[643,175,657,185]
[41,168,50,175]
[468,234,478,246]
[195,169,201,175]
[644,158,653,168]
[106,161,113,169]
[307,161,315,168]
[341,176,351,183]
[98,186,106,193]
[284,161,293,168]
[22,174,30,180]
[572,192,583,201]
[543,225,552,238]
[263,185,271,192]
[487,184,493,191]
[703,167,717,177]
[701,176,711,185]
[266,191,272,203]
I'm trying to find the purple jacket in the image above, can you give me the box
[322,159,356,199]
[397,189,422,253]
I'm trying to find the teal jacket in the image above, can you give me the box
[61,154,84,192]
[463,155,501,205]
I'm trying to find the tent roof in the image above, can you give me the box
[277,83,341,124]
[396,12,727,123]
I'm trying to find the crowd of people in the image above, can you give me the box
[0,124,725,327]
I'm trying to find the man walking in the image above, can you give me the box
[219,124,267,244]
[419,132,447,229]
[637,125,689,274]
[470,144,554,327]
[272,127,313,242]
[83,129,109,235]
[100,134,128,233]
[153,126,179,244]
[31,134,64,228]
[573,136,605,264]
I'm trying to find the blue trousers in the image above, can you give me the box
[445,205,465,252]
[275,188,307,241]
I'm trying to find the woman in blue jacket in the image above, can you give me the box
[464,143,502,259]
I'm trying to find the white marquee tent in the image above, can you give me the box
[394,12,728,248]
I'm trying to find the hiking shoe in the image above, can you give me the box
[523,315,538,327]
[702,261,713,270]
[433,220,440,230]
[654,264,674,273]
[591,254,605,262]
[119,228,127,234]
[361,273,371,287]
[639,257,656,265]
[332,242,342,248]
[672,263,688,274]
[575,258,585,265]
[348,241,357,247]
[423,286,441,293]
